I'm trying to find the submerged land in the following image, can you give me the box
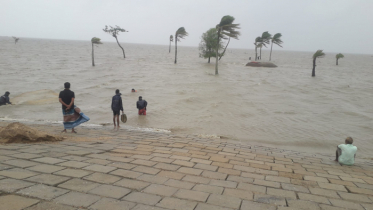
[0,122,373,209]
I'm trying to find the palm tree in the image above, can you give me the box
[254,37,261,61]
[12,37,20,44]
[103,25,128,58]
[336,53,344,65]
[174,27,188,64]
[169,35,173,53]
[269,33,283,61]
[91,37,102,66]
[312,50,325,77]
[257,42,264,60]
[215,15,240,75]
[259,31,271,60]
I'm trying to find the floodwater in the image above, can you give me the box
[1,37,372,158]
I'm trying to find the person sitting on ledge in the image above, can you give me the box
[335,137,357,165]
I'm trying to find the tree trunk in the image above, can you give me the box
[269,41,273,61]
[92,43,95,66]
[312,58,316,77]
[215,29,220,75]
[219,37,230,61]
[259,47,262,60]
[255,46,258,61]
[169,40,171,53]
[336,58,338,65]
[208,56,210,63]
[174,38,177,64]
[115,37,125,58]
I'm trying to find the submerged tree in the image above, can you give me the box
[91,37,102,66]
[215,15,240,75]
[269,33,283,61]
[12,36,20,44]
[103,25,128,58]
[336,53,344,65]
[174,27,188,64]
[169,35,173,53]
[312,50,325,77]
[199,28,224,63]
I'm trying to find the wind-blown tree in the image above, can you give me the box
[219,37,230,60]
[254,37,262,61]
[269,33,283,61]
[103,25,128,58]
[336,53,344,65]
[169,35,173,53]
[12,36,20,44]
[91,37,102,66]
[259,31,271,60]
[257,42,264,60]
[174,27,188,64]
[215,15,240,75]
[199,28,224,63]
[312,50,325,77]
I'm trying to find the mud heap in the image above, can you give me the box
[0,122,62,143]
[246,61,278,68]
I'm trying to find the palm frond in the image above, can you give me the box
[175,27,188,40]
[261,31,272,44]
[217,15,240,40]
[272,33,283,47]
[313,50,325,59]
[336,53,344,59]
[91,37,102,44]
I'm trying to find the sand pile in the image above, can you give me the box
[0,122,62,143]
[246,61,277,68]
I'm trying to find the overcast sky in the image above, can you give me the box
[1,0,373,54]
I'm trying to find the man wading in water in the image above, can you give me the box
[59,82,89,133]
[0,91,12,106]
[137,96,147,115]
[111,89,124,130]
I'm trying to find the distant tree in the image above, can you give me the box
[215,15,240,75]
[91,37,102,66]
[169,35,173,53]
[254,36,262,61]
[312,50,325,77]
[12,37,20,44]
[174,27,188,64]
[269,33,283,61]
[336,53,344,65]
[259,31,271,60]
[257,42,264,60]
[103,25,128,58]
[199,28,224,63]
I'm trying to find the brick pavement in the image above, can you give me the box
[0,127,373,210]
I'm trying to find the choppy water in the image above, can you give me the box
[1,37,372,158]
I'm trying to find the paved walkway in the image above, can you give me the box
[0,128,373,210]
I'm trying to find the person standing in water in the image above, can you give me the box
[111,89,124,130]
[59,82,90,133]
[137,96,147,115]
[0,91,12,106]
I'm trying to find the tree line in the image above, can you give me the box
[86,15,344,77]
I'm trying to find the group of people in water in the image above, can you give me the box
[1,86,359,166]
[58,82,148,132]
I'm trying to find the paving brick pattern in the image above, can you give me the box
[1,127,373,209]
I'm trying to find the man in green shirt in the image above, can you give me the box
[335,137,357,165]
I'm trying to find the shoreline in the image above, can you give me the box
[1,120,372,164]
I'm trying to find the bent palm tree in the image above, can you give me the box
[219,37,230,60]
[269,33,283,61]
[12,36,20,44]
[312,50,325,77]
[174,27,188,64]
[215,15,240,75]
[259,31,271,60]
[103,25,128,58]
[91,37,102,66]
[169,35,173,53]
[336,53,344,65]
[254,37,262,61]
